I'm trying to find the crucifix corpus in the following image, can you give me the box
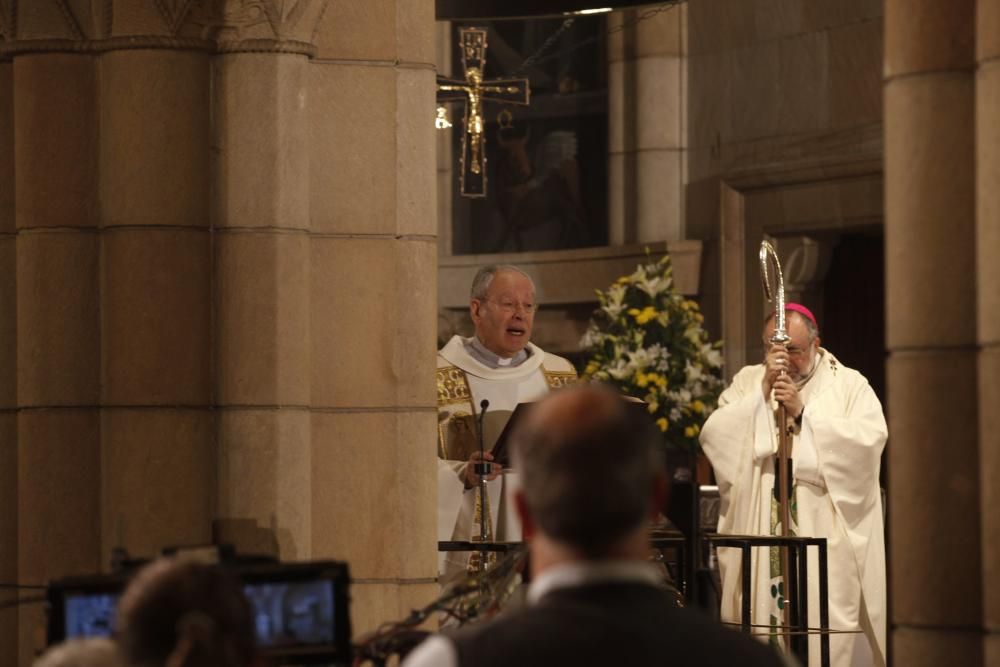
[437,27,531,198]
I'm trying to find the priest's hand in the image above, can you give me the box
[762,343,791,400]
[772,374,804,419]
[463,451,502,489]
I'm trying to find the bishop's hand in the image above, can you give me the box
[762,343,792,400]
[772,374,804,419]
[463,451,502,489]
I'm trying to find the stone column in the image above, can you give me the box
[308,1,439,634]
[98,46,215,557]
[0,48,17,667]
[977,1,1000,662]
[9,3,215,662]
[5,2,440,659]
[608,5,685,244]
[884,2,981,664]
[212,48,313,559]
[14,50,103,665]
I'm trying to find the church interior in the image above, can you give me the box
[0,0,997,665]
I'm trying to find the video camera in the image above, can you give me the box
[45,549,352,665]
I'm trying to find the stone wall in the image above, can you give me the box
[685,0,884,342]
[0,2,439,664]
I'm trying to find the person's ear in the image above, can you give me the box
[514,490,536,540]
[470,299,483,323]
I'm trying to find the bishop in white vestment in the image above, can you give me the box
[436,266,575,583]
[700,305,887,667]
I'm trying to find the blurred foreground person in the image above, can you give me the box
[407,384,787,667]
[116,558,261,667]
[33,638,123,667]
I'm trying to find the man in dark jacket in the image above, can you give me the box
[404,384,788,667]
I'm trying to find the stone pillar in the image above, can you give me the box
[213,50,313,560]
[608,5,685,244]
[0,50,17,667]
[98,45,215,557]
[977,1,1000,662]
[14,50,103,664]
[308,1,439,634]
[885,2,981,664]
[4,2,439,659]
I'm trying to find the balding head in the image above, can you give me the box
[512,385,664,558]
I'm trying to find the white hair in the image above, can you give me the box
[470,264,534,300]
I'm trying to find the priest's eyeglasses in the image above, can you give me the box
[484,299,536,315]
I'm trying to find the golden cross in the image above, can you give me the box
[437,27,531,198]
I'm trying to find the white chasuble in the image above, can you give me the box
[436,335,576,582]
[700,349,887,667]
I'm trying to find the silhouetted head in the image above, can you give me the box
[512,384,665,558]
[116,558,258,667]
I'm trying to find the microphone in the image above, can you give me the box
[474,399,491,476]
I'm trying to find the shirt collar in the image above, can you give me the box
[465,336,529,369]
[526,560,664,605]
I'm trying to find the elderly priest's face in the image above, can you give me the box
[470,270,536,358]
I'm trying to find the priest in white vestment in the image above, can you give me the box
[700,304,887,667]
[437,265,576,583]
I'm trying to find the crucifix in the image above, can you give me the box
[437,27,531,198]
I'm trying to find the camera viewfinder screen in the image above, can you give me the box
[244,580,336,647]
[64,593,119,639]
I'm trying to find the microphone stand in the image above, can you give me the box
[474,399,491,573]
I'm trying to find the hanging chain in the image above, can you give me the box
[493,2,681,124]
[507,2,681,77]
[606,1,679,35]
[512,18,576,76]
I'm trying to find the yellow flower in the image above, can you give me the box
[684,424,701,438]
[633,306,658,325]
[653,374,668,389]
[646,400,659,414]
[656,417,669,432]
[634,372,650,388]
[616,275,631,285]
[584,361,600,377]
[691,399,705,414]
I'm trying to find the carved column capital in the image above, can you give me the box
[1,0,330,58]
[766,234,834,321]
[187,0,330,56]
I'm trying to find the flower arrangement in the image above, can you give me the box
[580,253,725,453]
